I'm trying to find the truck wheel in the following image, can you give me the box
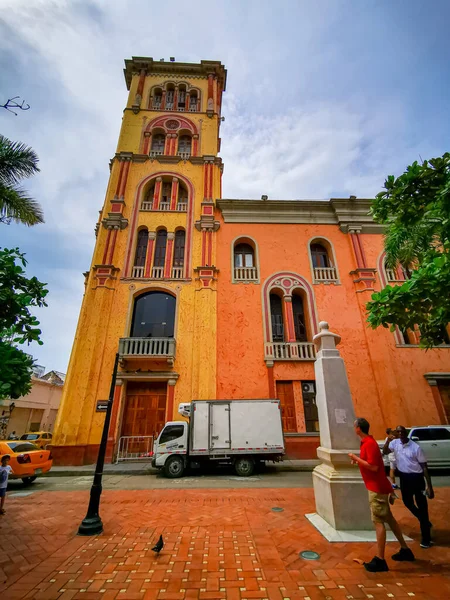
[234,457,255,477]
[22,476,37,485]
[164,456,185,478]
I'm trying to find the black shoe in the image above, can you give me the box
[420,541,433,549]
[364,556,389,572]
[392,547,415,561]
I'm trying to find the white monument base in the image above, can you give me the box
[306,513,412,543]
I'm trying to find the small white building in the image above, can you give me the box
[0,367,65,437]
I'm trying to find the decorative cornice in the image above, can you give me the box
[424,372,450,386]
[217,197,383,234]
[124,57,227,91]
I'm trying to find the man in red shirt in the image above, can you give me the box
[349,417,415,572]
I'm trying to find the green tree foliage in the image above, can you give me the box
[367,153,450,348]
[0,134,44,225]
[0,248,48,399]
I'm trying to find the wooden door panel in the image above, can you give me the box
[276,381,297,433]
[122,383,167,439]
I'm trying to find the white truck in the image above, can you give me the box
[151,399,285,478]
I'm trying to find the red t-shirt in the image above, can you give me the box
[359,435,393,494]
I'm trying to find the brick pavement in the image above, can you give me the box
[0,487,449,600]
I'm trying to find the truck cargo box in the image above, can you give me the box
[189,399,285,456]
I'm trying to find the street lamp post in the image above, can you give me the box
[78,352,119,536]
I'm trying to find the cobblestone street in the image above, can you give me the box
[1,487,449,600]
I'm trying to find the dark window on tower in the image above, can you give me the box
[311,243,330,268]
[178,135,192,154]
[151,134,165,153]
[154,230,167,267]
[270,294,284,342]
[130,292,176,338]
[161,182,171,204]
[173,231,186,267]
[134,229,148,266]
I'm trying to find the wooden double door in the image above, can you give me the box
[121,382,167,439]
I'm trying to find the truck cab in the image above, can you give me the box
[152,421,188,477]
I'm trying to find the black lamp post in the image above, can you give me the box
[78,352,119,536]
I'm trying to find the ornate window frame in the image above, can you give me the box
[231,235,260,284]
[307,236,340,284]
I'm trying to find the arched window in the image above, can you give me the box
[178,85,186,111]
[234,243,254,268]
[270,293,284,342]
[177,182,188,211]
[178,135,192,156]
[152,229,167,278]
[310,240,338,282]
[292,294,307,342]
[142,183,155,210]
[189,90,198,112]
[151,134,165,155]
[132,229,148,278]
[160,182,172,209]
[384,259,410,283]
[130,292,176,338]
[152,88,162,109]
[311,243,330,268]
[172,230,185,279]
[166,84,175,110]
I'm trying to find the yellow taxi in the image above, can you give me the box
[19,431,53,449]
[0,440,53,484]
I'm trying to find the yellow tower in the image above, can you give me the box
[52,57,227,465]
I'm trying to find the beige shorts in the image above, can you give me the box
[368,491,395,524]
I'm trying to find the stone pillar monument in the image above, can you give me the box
[306,321,374,539]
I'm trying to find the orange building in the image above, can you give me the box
[215,198,450,457]
[53,56,450,464]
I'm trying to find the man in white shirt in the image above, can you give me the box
[383,425,434,548]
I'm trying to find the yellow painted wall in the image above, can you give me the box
[53,65,221,463]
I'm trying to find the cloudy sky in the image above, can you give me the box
[1,0,449,373]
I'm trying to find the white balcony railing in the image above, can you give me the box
[159,202,171,211]
[152,266,164,279]
[386,267,410,283]
[171,267,184,279]
[313,267,338,282]
[165,102,174,111]
[234,267,258,282]
[131,266,145,278]
[149,150,164,157]
[176,202,187,212]
[141,201,153,211]
[188,104,198,112]
[178,152,191,160]
[264,341,316,361]
[119,337,176,361]
[152,101,162,110]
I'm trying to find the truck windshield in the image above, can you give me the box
[159,425,184,444]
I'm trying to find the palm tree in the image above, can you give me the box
[0,134,44,225]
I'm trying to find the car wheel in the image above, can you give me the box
[234,457,255,477]
[164,456,185,478]
[22,476,37,485]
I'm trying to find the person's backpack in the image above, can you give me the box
[0,468,8,485]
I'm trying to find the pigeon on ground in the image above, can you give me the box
[151,535,164,554]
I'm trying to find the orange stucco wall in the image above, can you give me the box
[215,220,449,440]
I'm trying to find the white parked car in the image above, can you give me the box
[379,426,450,469]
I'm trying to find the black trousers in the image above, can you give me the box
[398,471,431,543]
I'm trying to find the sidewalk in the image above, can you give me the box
[45,460,320,477]
[1,487,449,600]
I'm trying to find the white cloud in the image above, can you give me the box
[0,0,448,371]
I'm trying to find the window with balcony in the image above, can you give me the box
[233,240,259,282]
[310,241,338,283]
[178,134,192,159]
[178,85,187,111]
[160,182,172,211]
[270,293,284,342]
[384,259,411,283]
[132,229,148,279]
[172,230,185,279]
[152,88,162,109]
[150,133,165,156]
[166,85,175,111]
[189,90,199,112]
[120,291,177,361]
[292,294,307,342]
[152,229,167,279]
